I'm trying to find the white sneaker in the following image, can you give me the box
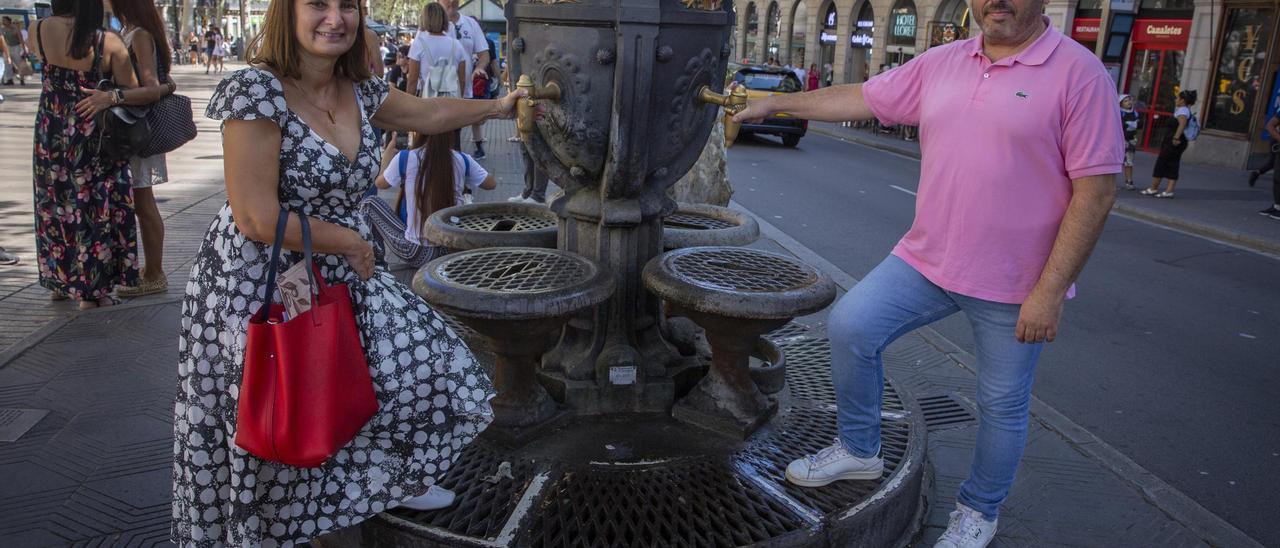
[507,195,529,203]
[399,485,456,511]
[785,439,884,487]
[934,503,997,548]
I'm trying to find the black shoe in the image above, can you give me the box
[473,142,486,160]
[1248,171,1260,187]
[1261,206,1280,217]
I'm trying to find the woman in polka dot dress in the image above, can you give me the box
[171,1,522,545]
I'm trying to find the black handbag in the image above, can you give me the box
[90,32,151,162]
[137,41,196,158]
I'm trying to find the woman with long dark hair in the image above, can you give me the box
[174,0,520,543]
[78,0,181,297]
[363,131,496,265]
[27,0,140,309]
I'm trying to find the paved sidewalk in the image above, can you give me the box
[0,66,1264,547]
[808,121,1280,256]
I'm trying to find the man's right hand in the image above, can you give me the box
[732,95,774,125]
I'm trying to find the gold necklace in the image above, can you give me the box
[287,79,338,125]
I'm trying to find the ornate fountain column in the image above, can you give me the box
[507,0,735,414]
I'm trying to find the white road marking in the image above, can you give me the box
[889,184,917,196]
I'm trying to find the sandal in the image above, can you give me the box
[1156,191,1174,198]
[1139,188,1160,196]
[117,276,169,297]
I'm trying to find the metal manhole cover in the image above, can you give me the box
[670,248,816,292]
[665,212,735,231]
[437,249,589,293]
[453,212,556,233]
[0,408,49,442]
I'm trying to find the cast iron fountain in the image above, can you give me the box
[365,1,926,546]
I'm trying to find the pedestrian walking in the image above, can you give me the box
[186,30,199,65]
[29,0,141,309]
[807,63,820,91]
[0,36,11,104]
[2,16,28,85]
[1120,94,1141,190]
[362,131,496,266]
[440,0,492,159]
[1258,112,1280,220]
[733,1,1122,545]
[81,0,181,297]
[210,28,226,73]
[172,0,522,543]
[510,146,553,204]
[1142,89,1197,199]
[406,3,466,99]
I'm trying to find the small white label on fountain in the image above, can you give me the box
[609,366,637,385]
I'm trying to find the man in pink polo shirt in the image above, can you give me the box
[734,0,1121,545]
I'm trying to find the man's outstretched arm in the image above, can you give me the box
[732,84,876,124]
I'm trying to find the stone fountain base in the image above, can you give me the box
[359,326,927,548]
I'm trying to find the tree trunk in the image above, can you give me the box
[179,0,194,42]
[238,0,248,60]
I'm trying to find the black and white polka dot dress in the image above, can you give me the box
[171,67,494,547]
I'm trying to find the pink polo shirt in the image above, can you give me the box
[862,19,1123,304]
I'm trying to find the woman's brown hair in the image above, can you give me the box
[407,132,458,225]
[422,3,448,34]
[248,0,371,81]
[111,0,172,69]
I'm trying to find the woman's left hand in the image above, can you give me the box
[1172,137,1183,146]
[75,87,116,119]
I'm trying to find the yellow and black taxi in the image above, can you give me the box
[728,64,808,147]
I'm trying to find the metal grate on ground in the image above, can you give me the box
[525,459,807,548]
[764,321,813,342]
[916,394,976,431]
[389,443,537,539]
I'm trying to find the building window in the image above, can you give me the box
[1206,8,1275,134]
[790,1,808,66]
[745,2,759,63]
[766,1,782,62]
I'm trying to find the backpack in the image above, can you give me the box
[416,38,460,98]
[1184,113,1200,141]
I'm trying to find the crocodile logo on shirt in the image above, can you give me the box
[1015,91,1029,99]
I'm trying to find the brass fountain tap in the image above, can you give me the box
[697,85,749,147]
[516,74,562,143]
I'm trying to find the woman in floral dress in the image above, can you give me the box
[29,0,140,309]
[171,0,520,545]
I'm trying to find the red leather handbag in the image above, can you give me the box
[235,209,378,468]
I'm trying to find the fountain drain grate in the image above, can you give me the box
[664,212,736,231]
[526,459,805,548]
[670,248,817,293]
[437,249,589,293]
[453,212,557,232]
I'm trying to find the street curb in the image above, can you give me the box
[809,125,1280,258]
[728,200,1265,548]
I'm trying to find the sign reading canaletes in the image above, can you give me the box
[1132,19,1191,46]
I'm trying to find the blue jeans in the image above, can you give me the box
[828,255,1044,521]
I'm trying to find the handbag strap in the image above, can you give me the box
[257,209,319,323]
[35,19,46,63]
[91,31,104,84]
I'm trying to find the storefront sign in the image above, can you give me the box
[851,18,874,48]
[824,4,838,31]
[892,13,917,38]
[1206,8,1274,135]
[1072,18,1100,41]
[820,31,837,44]
[1132,19,1191,46]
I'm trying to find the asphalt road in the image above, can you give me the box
[726,130,1280,545]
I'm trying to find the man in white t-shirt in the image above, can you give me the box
[440,0,492,158]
